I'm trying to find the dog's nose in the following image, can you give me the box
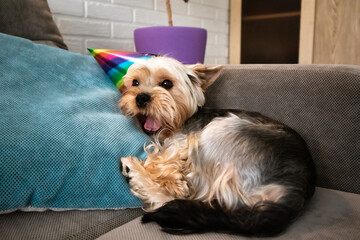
[136,93,151,108]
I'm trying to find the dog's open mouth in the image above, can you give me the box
[137,114,162,135]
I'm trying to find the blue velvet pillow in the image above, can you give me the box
[0,33,150,212]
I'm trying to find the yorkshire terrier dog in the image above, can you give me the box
[119,56,316,236]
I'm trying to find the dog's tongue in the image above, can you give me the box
[144,116,161,132]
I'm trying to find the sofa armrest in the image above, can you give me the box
[205,64,360,194]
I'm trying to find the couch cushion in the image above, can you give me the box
[0,208,144,240]
[205,64,360,194]
[0,0,67,49]
[0,33,149,212]
[97,188,360,240]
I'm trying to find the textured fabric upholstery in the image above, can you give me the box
[0,33,149,212]
[205,65,360,194]
[0,0,68,49]
[97,188,360,240]
[0,208,143,240]
[1,62,359,238]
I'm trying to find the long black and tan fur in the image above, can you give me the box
[119,56,316,236]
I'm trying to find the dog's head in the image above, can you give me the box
[119,56,222,140]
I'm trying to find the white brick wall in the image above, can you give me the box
[48,0,229,64]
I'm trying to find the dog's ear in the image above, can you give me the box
[189,64,223,91]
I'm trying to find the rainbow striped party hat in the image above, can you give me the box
[88,49,153,88]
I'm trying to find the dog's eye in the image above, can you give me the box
[132,79,139,86]
[160,79,173,90]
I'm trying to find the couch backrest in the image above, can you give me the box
[205,64,360,194]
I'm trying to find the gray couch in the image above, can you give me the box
[1,64,359,239]
[1,0,359,239]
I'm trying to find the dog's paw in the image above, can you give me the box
[121,156,143,181]
[121,156,136,183]
[120,158,130,175]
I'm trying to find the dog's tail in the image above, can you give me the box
[142,199,299,236]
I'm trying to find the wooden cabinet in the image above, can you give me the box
[230,0,360,65]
